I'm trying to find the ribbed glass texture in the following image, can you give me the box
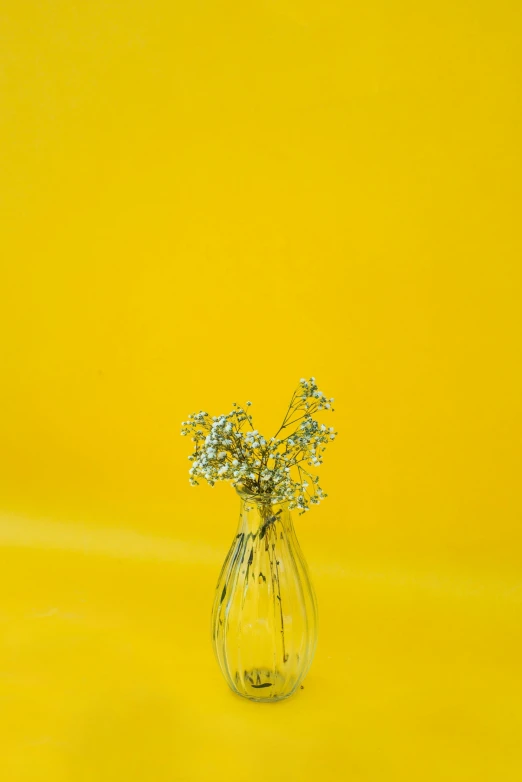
[211,489,318,702]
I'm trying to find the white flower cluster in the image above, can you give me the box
[181,378,337,513]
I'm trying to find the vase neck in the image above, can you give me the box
[237,495,292,535]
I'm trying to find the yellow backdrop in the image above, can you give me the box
[1,1,521,780]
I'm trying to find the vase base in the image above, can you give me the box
[229,668,299,702]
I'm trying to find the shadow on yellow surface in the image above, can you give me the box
[1,506,521,780]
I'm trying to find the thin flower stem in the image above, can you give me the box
[272,390,299,439]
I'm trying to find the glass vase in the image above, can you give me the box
[211,488,318,702]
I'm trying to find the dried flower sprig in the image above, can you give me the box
[181,378,337,513]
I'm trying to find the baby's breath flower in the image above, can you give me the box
[180,378,337,513]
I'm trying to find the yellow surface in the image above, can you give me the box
[1,1,521,780]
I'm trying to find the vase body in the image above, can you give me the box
[211,491,318,702]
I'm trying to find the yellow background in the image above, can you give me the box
[1,1,521,780]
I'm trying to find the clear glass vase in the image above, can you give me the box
[211,488,318,702]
